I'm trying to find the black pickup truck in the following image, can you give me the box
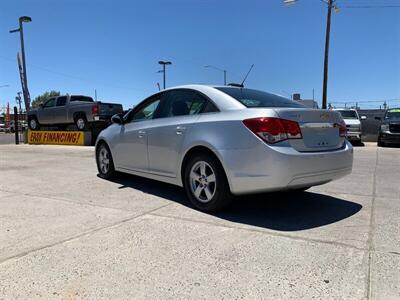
[377,108,400,146]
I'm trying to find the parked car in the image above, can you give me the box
[333,109,366,144]
[376,108,400,146]
[95,85,353,212]
[9,120,27,133]
[0,123,6,132]
[27,95,123,131]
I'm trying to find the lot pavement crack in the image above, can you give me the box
[149,212,368,252]
[0,188,142,213]
[0,202,173,266]
[366,147,378,300]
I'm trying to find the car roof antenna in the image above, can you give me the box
[240,64,254,87]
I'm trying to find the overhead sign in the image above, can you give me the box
[28,130,85,145]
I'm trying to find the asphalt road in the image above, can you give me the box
[0,143,399,299]
[0,133,17,145]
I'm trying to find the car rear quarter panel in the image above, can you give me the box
[177,109,278,187]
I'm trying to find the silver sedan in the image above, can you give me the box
[96,85,353,212]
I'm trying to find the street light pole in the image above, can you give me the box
[163,64,166,89]
[224,70,227,86]
[205,65,227,85]
[10,16,32,111]
[19,18,29,99]
[322,0,334,109]
[158,60,172,89]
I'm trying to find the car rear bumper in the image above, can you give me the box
[219,141,353,195]
[92,115,113,122]
[347,131,361,140]
[380,132,400,144]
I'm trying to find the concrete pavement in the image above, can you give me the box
[0,143,398,299]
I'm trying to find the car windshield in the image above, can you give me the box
[215,87,304,108]
[385,109,400,120]
[337,110,358,119]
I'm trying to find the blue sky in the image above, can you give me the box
[0,0,399,110]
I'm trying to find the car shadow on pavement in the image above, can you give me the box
[105,173,362,232]
[217,192,362,231]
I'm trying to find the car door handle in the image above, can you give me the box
[176,126,186,135]
[138,130,146,138]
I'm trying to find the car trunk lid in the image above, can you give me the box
[274,108,345,152]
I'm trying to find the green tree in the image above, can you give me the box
[31,90,61,108]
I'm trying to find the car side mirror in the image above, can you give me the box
[374,117,381,121]
[361,116,367,120]
[111,114,123,125]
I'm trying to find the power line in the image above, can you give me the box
[332,99,400,104]
[342,5,400,8]
[0,55,142,92]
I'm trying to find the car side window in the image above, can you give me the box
[43,98,56,108]
[56,96,67,106]
[203,101,219,113]
[131,98,161,122]
[159,90,207,118]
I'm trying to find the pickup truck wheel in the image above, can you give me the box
[28,117,40,130]
[75,115,87,131]
[377,138,385,147]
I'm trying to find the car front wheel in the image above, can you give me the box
[96,143,116,179]
[184,154,232,212]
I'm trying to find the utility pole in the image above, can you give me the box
[322,0,335,109]
[223,70,227,86]
[158,60,172,89]
[284,0,338,109]
[10,16,32,112]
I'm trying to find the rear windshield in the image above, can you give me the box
[215,87,304,108]
[70,96,94,102]
[337,110,358,119]
[385,109,400,120]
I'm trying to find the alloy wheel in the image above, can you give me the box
[76,118,86,130]
[189,161,217,203]
[30,119,37,130]
[98,146,110,174]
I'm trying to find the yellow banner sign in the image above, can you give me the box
[28,130,85,145]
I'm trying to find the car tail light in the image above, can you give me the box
[335,119,347,137]
[242,117,302,144]
[92,104,99,115]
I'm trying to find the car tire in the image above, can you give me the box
[28,116,40,130]
[75,115,88,131]
[377,136,385,147]
[96,143,116,179]
[183,153,233,212]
